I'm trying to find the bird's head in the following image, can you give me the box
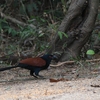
[41,54,58,68]
[42,54,58,61]
[48,54,58,60]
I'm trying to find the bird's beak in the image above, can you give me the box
[53,55,58,60]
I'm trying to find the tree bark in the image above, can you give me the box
[47,0,99,61]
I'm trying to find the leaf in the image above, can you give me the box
[86,50,95,55]
[97,14,100,20]
[40,18,46,22]
[33,3,38,11]
[58,31,68,39]
[62,31,68,38]
[27,3,34,13]
[8,27,12,34]
[58,31,63,39]
[38,33,45,37]
[50,78,68,82]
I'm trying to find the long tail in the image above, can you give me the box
[0,66,18,71]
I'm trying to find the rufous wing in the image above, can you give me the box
[20,57,46,67]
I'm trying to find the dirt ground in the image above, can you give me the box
[0,62,100,100]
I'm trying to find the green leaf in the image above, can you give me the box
[8,27,12,34]
[62,31,68,38]
[58,31,63,39]
[38,33,45,37]
[58,31,68,39]
[40,18,46,22]
[86,50,95,55]
[33,3,38,11]
[97,14,100,20]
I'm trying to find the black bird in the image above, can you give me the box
[0,54,57,78]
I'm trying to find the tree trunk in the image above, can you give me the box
[47,0,99,61]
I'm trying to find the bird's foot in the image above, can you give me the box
[33,73,45,79]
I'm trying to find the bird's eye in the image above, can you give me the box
[49,55,53,58]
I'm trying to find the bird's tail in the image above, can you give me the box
[0,66,18,71]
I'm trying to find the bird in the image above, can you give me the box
[0,54,57,78]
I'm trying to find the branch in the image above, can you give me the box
[50,58,100,67]
[0,12,36,29]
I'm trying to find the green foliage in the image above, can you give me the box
[86,50,95,55]
[97,13,100,20]
[61,0,67,14]
[58,31,63,39]
[38,33,45,37]
[7,27,18,36]
[36,41,49,51]
[0,0,70,55]
[0,18,8,31]
[18,26,37,40]
[58,31,68,39]
[48,23,58,32]
[6,44,18,55]
[0,18,18,36]
[20,0,27,15]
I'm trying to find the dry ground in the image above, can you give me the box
[0,61,100,100]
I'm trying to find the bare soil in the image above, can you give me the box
[0,62,100,100]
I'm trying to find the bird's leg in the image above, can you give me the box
[30,69,42,78]
[33,73,44,78]
[30,70,40,78]
[30,70,34,76]
[33,68,44,78]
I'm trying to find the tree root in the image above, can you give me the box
[50,58,100,67]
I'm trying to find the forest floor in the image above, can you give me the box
[0,61,100,100]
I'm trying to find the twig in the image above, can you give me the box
[0,12,36,29]
[50,61,75,67]
[50,58,100,67]
[86,58,100,63]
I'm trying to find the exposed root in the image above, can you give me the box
[50,58,100,67]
